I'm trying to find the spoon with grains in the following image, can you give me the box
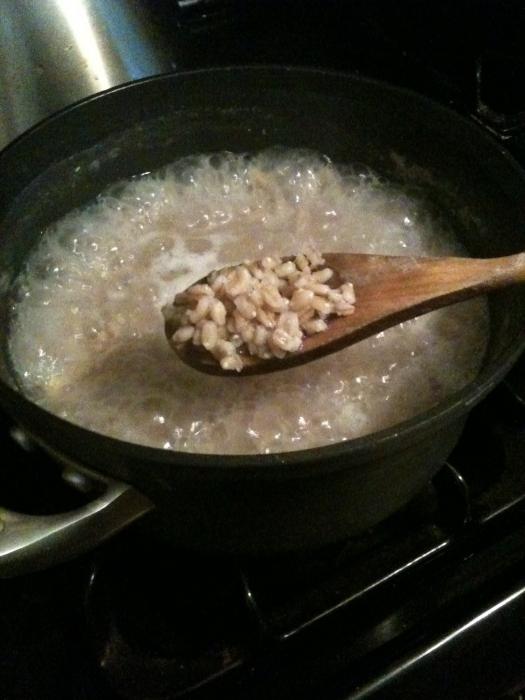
[162,246,525,376]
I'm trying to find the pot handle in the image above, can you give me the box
[0,465,153,578]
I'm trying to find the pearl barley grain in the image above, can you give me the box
[166,250,355,370]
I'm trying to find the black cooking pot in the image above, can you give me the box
[1,67,525,576]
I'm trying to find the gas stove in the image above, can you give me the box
[2,2,525,699]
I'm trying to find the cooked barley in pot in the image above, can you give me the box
[8,151,489,454]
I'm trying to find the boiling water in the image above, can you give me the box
[8,151,489,454]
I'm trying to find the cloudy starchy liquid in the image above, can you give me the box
[8,151,489,454]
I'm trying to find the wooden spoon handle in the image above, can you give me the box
[298,251,525,362]
[325,251,525,308]
[401,252,525,296]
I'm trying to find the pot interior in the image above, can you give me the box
[0,68,524,457]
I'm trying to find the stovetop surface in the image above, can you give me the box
[3,2,525,699]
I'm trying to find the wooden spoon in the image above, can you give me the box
[167,251,525,376]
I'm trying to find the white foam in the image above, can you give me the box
[8,151,489,454]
